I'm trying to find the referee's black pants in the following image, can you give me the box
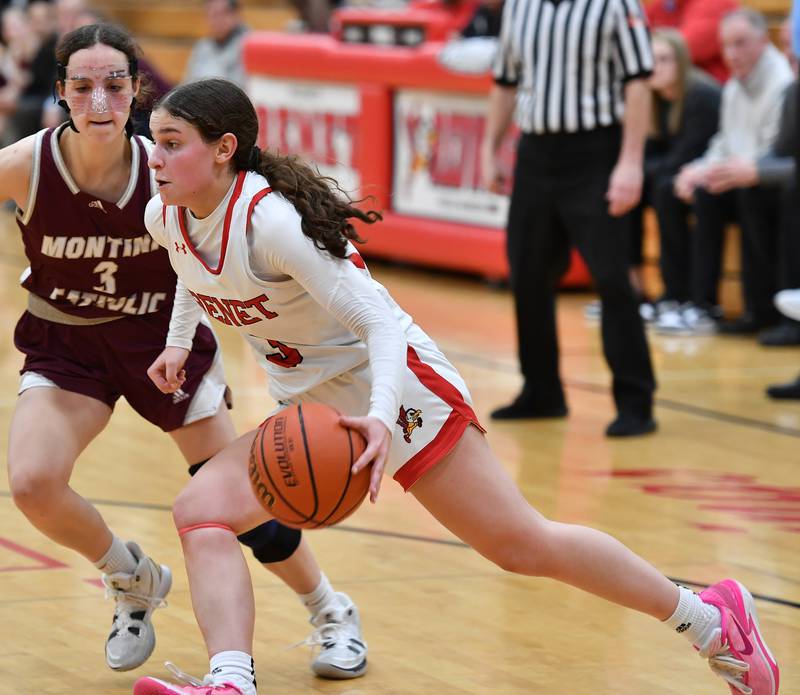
[506,128,655,417]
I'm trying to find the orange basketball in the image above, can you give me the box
[248,402,370,529]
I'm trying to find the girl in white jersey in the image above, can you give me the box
[136,79,779,695]
[1,25,366,683]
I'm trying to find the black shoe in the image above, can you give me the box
[605,414,657,437]
[490,400,568,420]
[718,315,763,335]
[765,377,800,400]
[758,322,800,347]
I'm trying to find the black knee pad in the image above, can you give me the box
[188,459,302,563]
[237,521,302,563]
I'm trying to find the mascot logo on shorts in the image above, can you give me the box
[397,405,423,443]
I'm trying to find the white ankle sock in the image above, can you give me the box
[664,585,721,647]
[298,573,337,616]
[94,536,137,575]
[210,650,256,694]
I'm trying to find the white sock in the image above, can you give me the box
[664,585,721,647]
[210,650,256,694]
[298,573,337,617]
[93,536,137,575]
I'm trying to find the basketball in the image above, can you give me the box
[248,402,370,529]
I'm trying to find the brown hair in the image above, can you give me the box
[651,28,693,136]
[55,23,148,102]
[156,78,380,259]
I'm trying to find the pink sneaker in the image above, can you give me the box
[698,580,779,695]
[133,663,246,695]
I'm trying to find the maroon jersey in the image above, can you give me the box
[16,124,177,319]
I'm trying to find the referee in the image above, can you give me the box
[483,0,657,437]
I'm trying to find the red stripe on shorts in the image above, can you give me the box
[393,345,485,491]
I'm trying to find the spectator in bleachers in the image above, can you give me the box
[666,9,794,336]
[765,0,800,398]
[646,0,739,84]
[184,0,249,88]
[629,29,721,321]
[0,6,40,145]
[698,78,800,345]
[6,1,57,141]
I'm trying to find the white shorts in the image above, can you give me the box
[281,324,484,490]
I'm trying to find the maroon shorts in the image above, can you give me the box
[14,308,222,432]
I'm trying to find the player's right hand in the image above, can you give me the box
[147,346,190,393]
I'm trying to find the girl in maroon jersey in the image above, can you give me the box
[135,78,778,695]
[0,23,366,680]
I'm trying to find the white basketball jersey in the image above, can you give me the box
[149,170,413,405]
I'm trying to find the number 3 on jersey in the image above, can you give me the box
[265,339,303,368]
[92,261,118,294]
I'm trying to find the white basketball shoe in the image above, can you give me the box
[303,593,368,679]
[103,541,172,671]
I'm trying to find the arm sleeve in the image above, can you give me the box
[757,86,788,158]
[144,195,169,248]
[614,0,654,83]
[492,0,521,86]
[143,196,202,349]
[251,199,407,433]
[756,155,795,187]
[166,279,203,350]
[660,84,721,174]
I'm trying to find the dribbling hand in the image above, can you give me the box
[340,415,392,503]
[147,346,190,393]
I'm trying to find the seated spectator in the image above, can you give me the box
[0,6,39,145]
[184,0,249,87]
[669,9,794,335]
[701,76,800,346]
[647,0,739,83]
[6,1,57,142]
[627,29,721,325]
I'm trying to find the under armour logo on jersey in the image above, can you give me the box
[172,388,190,404]
[175,241,187,254]
[88,200,106,213]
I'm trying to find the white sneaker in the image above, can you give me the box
[103,541,172,671]
[655,302,717,336]
[775,289,800,322]
[654,302,689,334]
[682,304,718,334]
[303,593,367,679]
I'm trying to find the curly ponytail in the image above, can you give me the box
[156,78,381,259]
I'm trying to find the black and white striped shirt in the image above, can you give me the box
[493,0,653,134]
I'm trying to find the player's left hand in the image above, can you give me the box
[606,160,643,217]
[340,415,392,503]
[147,346,189,393]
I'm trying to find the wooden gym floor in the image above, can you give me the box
[0,212,797,694]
